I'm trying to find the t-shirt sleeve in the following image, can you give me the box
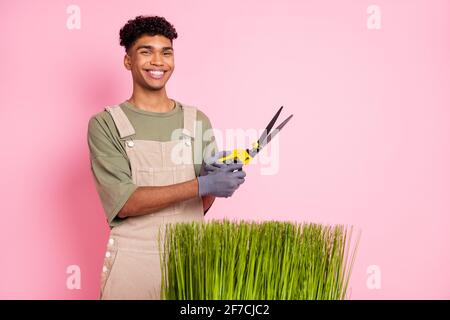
[87,115,137,226]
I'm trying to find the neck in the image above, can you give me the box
[127,86,174,113]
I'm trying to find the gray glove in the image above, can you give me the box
[201,150,241,175]
[198,162,246,198]
[200,150,230,176]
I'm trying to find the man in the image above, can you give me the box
[87,15,246,300]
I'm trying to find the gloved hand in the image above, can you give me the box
[201,150,242,176]
[198,162,246,198]
[200,150,232,176]
[205,150,232,165]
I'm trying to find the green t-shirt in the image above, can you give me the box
[87,99,218,228]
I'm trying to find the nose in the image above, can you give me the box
[150,52,163,66]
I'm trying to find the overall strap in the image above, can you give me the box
[105,105,136,139]
[181,105,197,139]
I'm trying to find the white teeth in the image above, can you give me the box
[149,70,163,76]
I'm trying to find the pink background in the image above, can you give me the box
[1,0,449,299]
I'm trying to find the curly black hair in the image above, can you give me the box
[119,15,178,53]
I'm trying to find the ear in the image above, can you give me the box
[124,53,131,70]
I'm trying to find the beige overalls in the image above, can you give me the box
[99,103,204,300]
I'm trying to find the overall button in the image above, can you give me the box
[126,140,134,148]
[102,266,108,273]
[105,251,111,258]
[108,238,114,245]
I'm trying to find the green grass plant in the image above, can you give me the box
[159,219,360,300]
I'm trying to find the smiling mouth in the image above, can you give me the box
[144,69,165,80]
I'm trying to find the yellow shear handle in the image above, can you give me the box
[217,142,259,165]
[218,149,253,165]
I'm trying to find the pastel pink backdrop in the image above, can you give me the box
[0,0,449,299]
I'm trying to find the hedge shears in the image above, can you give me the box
[218,106,293,165]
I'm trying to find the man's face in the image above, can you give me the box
[124,35,174,91]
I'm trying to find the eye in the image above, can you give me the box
[140,51,150,55]
[164,51,173,56]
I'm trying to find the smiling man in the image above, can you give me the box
[87,15,246,300]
